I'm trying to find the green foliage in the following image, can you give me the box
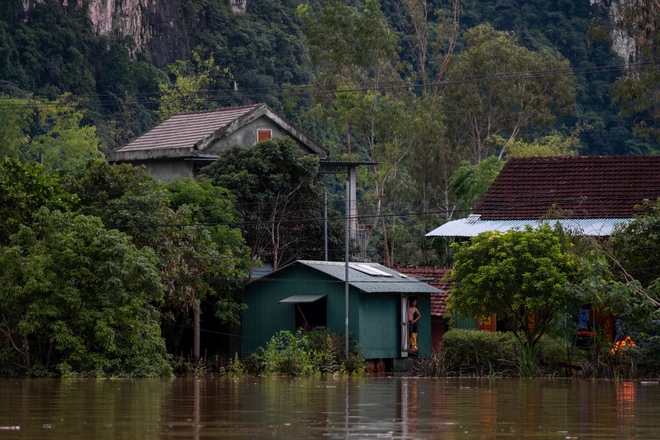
[0,94,104,169]
[441,329,515,376]
[0,95,31,160]
[253,330,365,376]
[448,225,579,348]
[157,52,232,120]
[412,329,587,378]
[443,24,575,163]
[593,200,660,339]
[259,330,317,376]
[25,94,104,169]
[0,208,171,377]
[500,128,584,158]
[449,156,504,216]
[199,137,329,269]
[0,157,76,244]
[67,161,250,353]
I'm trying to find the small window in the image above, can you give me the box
[258,129,272,142]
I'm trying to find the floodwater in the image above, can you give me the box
[1,377,660,439]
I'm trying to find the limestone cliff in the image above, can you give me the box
[20,0,193,68]
[590,0,637,65]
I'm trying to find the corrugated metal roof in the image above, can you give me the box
[115,104,261,153]
[279,261,442,294]
[426,218,631,237]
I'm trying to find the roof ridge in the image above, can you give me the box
[170,103,263,117]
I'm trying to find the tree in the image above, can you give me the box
[0,95,31,160]
[0,157,76,245]
[443,24,575,163]
[164,178,251,359]
[499,128,584,158]
[448,224,579,348]
[67,161,249,360]
[25,94,104,170]
[199,137,328,271]
[0,208,171,377]
[449,156,504,217]
[157,53,232,121]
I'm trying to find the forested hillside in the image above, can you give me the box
[0,0,658,265]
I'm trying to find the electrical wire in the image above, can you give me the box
[0,61,651,110]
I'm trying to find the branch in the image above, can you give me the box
[597,242,660,308]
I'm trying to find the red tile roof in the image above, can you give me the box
[115,104,262,152]
[394,267,452,317]
[474,156,660,220]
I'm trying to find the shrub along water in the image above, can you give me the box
[248,330,366,377]
[413,329,660,379]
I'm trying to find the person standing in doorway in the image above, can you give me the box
[408,298,420,353]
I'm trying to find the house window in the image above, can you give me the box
[258,129,272,142]
[295,297,327,331]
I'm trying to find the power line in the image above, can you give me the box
[0,61,651,110]
[105,190,660,230]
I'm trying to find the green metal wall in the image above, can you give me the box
[358,292,399,358]
[242,265,360,355]
[454,314,478,330]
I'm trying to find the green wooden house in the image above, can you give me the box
[242,260,442,360]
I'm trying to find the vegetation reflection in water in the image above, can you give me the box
[3,377,660,439]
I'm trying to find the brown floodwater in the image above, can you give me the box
[1,377,660,439]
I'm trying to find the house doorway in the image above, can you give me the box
[401,296,409,357]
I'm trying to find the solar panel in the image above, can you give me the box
[351,264,393,277]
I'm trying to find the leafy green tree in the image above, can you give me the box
[448,224,579,348]
[25,94,104,169]
[449,156,504,217]
[67,161,249,360]
[0,157,76,245]
[157,52,232,121]
[563,201,660,347]
[164,178,251,358]
[500,128,584,158]
[0,207,171,377]
[444,24,575,163]
[199,137,327,271]
[0,95,31,160]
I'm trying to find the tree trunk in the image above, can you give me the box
[193,307,201,362]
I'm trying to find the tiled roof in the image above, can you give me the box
[394,267,452,317]
[474,156,660,220]
[115,104,262,152]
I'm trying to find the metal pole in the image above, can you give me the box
[345,173,350,358]
[324,190,328,261]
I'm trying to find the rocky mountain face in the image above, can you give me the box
[15,0,630,70]
[19,0,193,67]
[590,0,637,64]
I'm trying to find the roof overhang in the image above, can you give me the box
[426,218,632,238]
[107,147,199,162]
[279,294,326,303]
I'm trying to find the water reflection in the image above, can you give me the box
[2,377,660,438]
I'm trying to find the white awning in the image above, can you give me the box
[279,294,326,304]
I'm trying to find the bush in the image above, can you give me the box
[442,329,516,376]
[253,330,365,376]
